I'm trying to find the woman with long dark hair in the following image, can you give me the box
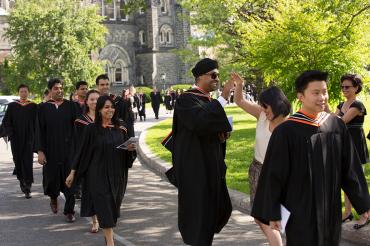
[232,72,291,246]
[66,89,100,232]
[66,95,136,245]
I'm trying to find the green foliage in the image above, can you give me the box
[4,0,107,96]
[179,0,370,102]
[246,0,370,102]
[171,84,193,90]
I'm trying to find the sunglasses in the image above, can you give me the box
[341,85,353,90]
[205,72,220,80]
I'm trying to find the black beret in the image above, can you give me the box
[191,58,219,78]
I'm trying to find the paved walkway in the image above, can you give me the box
[0,106,359,245]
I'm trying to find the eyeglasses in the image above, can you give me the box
[205,72,220,80]
[341,85,353,90]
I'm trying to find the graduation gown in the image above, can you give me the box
[1,100,37,183]
[251,111,370,246]
[137,93,146,117]
[111,94,135,137]
[37,99,77,197]
[172,88,232,245]
[74,113,94,149]
[164,95,173,110]
[73,100,85,117]
[150,92,163,112]
[73,123,136,228]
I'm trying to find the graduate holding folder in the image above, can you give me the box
[67,95,136,246]
[251,70,370,246]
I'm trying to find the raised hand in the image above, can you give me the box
[230,72,244,86]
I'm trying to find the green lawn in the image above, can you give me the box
[146,105,370,196]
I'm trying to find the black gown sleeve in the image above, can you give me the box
[0,103,13,138]
[73,124,96,180]
[36,104,46,153]
[341,124,370,214]
[176,95,231,135]
[251,126,291,224]
[73,119,85,152]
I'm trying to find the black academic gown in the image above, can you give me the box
[137,94,146,117]
[37,99,77,197]
[73,123,136,228]
[111,94,135,137]
[172,88,232,245]
[150,92,162,117]
[251,112,370,246]
[1,100,37,184]
[164,95,173,110]
[73,100,85,117]
[74,113,94,149]
[72,114,94,216]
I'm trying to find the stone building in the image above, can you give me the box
[0,0,193,93]
[0,0,13,62]
[91,0,192,93]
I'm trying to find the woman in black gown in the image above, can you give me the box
[66,95,136,245]
[336,74,369,228]
[66,89,100,232]
[164,90,173,114]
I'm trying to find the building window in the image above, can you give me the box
[139,30,146,45]
[113,60,129,85]
[119,0,128,21]
[102,0,115,20]
[115,64,123,84]
[102,0,129,21]
[166,31,171,43]
[159,0,167,14]
[160,31,164,43]
[159,25,173,46]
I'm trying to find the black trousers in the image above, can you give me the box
[152,105,160,118]
[50,186,76,215]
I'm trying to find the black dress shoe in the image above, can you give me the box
[65,213,76,223]
[50,198,58,214]
[342,213,353,223]
[25,192,32,199]
[353,218,370,230]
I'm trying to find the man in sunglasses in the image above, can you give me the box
[170,58,234,245]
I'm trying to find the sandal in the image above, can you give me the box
[353,218,370,230]
[341,213,353,223]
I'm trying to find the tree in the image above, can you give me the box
[4,0,107,96]
[179,0,370,102]
[246,1,370,101]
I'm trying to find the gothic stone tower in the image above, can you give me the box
[97,0,191,93]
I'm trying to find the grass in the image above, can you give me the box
[146,104,370,197]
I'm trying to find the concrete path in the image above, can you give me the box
[0,105,359,245]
